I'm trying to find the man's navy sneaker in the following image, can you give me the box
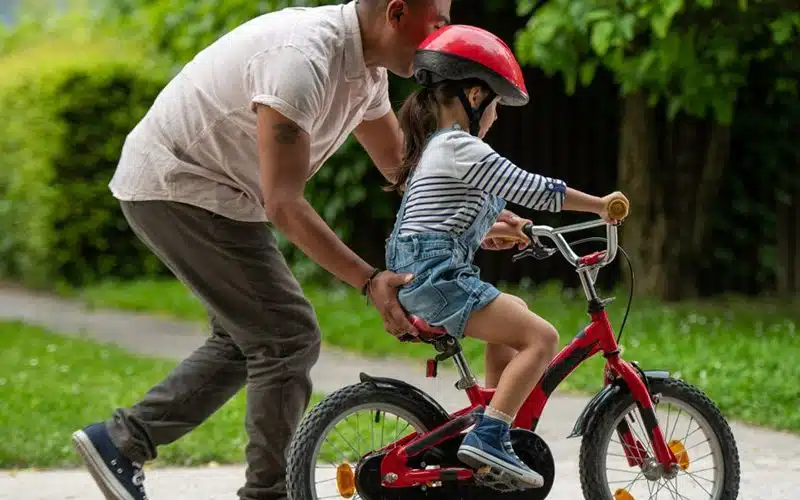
[457,413,544,488]
[72,422,148,500]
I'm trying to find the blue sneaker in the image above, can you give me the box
[72,422,148,500]
[457,413,544,488]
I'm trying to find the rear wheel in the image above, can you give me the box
[579,377,740,500]
[286,382,448,500]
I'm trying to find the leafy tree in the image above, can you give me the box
[514,0,800,299]
[101,0,335,67]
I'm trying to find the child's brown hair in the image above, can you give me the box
[388,78,488,193]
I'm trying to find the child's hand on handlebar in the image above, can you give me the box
[599,191,630,224]
[482,218,531,251]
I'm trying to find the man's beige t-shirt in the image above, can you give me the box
[109,2,391,222]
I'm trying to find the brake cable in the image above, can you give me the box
[565,236,635,344]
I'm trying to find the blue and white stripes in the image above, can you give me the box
[397,128,567,236]
[461,151,566,212]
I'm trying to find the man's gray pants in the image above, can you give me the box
[107,200,322,500]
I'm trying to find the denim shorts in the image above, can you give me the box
[387,233,501,339]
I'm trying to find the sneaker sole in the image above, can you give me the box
[457,445,544,488]
[72,430,137,500]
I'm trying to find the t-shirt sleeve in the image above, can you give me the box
[246,45,325,134]
[362,69,391,121]
[449,132,567,212]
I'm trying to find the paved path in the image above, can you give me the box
[0,286,799,499]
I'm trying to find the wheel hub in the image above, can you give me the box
[641,458,662,481]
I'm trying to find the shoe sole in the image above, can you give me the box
[457,445,544,488]
[72,430,137,500]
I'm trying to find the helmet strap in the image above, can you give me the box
[457,88,496,136]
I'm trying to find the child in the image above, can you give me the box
[384,25,628,487]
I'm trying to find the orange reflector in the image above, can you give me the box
[669,439,691,470]
[614,488,634,500]
[336,463,356,498]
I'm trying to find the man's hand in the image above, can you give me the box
[367,271,418,338]
[481,210,531,251]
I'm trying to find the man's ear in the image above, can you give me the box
[386,0,406,26]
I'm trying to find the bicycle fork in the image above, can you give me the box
[605,355,679,478]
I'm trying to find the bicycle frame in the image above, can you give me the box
[376,218,679,489]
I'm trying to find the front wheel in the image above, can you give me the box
[286,381,448,500]
[579,377,740,500]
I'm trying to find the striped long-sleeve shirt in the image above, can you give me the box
[397,126,567,235]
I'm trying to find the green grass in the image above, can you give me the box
[78,278,800,434]
[0,321,323,469]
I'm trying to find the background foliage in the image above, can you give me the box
[0,10,172,287]
[0,0,797,298]
[513,0,800,298]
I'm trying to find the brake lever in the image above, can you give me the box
[512,235,558,263]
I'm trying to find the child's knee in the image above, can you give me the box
[508,294,528,310]
[538,321,560,354]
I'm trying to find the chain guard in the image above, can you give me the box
[354,428,555,500]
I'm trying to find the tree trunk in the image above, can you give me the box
[617,91,665,296]
[776,184,799,296]
[618,91,731,301]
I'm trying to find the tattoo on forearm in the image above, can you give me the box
[273,123,301,145]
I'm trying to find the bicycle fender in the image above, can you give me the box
[567,370,670,439]
[358,372,451,422]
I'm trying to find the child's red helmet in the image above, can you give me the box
[413,25,529,107]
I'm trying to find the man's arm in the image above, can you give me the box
[353,111,404,183]
[258,105,373,288]
[256,104,416,334]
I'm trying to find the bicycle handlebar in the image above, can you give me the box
[515,196,629,268]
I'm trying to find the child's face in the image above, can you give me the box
[477,97,500,139]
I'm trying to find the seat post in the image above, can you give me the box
[451,348,478,390]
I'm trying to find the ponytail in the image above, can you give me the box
[387,78,491,193]
[387,87,440,193]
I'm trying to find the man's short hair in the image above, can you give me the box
[358,0,425,12]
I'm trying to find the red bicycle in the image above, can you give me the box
[287,203,741,500]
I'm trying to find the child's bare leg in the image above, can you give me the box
[484,295,527,388]
[468,294,558,416]
[485,343,516,388]
[457,293,559,487]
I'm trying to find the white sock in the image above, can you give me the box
[484,406,514,425]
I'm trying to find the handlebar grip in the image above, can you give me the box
[606,197,629,221]
[522,222,533,239]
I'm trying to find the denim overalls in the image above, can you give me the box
[385,138,507,339]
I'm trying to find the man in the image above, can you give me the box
[71,1,523,499]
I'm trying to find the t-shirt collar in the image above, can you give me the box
[343,1,368,82]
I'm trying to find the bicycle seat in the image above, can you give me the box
[399,315,449,343]
[409,315,448,335]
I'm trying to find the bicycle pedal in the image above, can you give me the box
[473,465,528,492]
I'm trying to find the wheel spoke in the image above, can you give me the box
[631,411,655,457]
[683,467,714,496]
[370,410,375,451]
[663,477,691,500]
[607,467,643,474]
[331,425,360,460]
[396,420,412,440]
[669,408,683,442]
[380,410,386,447]
[320,431,357,464]
[685,438,710,453]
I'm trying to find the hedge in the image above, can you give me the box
[0,39,172,287]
